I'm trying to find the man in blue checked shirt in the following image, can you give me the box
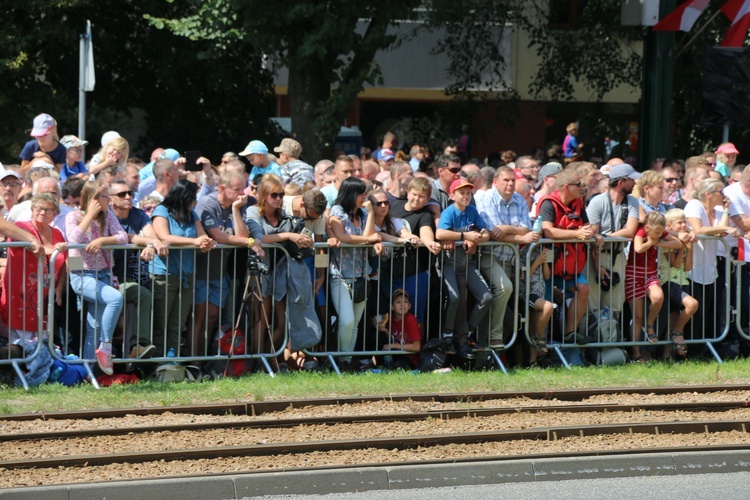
[477,166,541,349]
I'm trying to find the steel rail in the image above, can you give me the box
[3,401,750,443]
[2,419,750,470]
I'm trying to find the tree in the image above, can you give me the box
[0,0,276,164]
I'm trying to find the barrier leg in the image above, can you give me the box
[705,342,723,364]
[327,354,342,376]
[11,361,29,391]
[82,362,100,389]
[552,345,572,370]
[488,349,508,374]
[259,356,276,377]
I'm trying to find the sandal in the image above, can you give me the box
[671,331,688,356]
[644,325,658,344]
[532,336,549,355]
[631,356,646,364]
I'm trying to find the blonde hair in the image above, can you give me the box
[80,181,108,233]
[96,137,130,167]
[665,208,686,226]
[407,176,432,195]
[257,174,284,219]
[644,210,666,228]
[635,170,664,198]
[693,178,724,201]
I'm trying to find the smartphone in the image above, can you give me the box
[184,150,203,171]
[545,248,554,263]
[301,227,313,238]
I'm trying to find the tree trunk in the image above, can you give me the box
[288,64,333,163]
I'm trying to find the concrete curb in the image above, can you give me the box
[3,450,750,499]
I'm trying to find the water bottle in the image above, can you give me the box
[167,347,176,363]
[533,217,543,233]
[49,366,63,382]
[600,307,609,321]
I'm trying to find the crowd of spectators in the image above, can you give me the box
[1,112,749,383]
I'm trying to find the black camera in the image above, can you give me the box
[247,254,270,276]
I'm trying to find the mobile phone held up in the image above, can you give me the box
[184,150,203,171]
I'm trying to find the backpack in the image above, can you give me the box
[154,364,203,383]
[579,310,621,343]
[219,328,250,377]
[419,337,453,372]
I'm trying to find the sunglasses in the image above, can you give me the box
[374,200,390,207]
[269,192,284,199]
[142,205,156,213]
[113,190,134,198]
[566,183,583,188]
[447,167,461,174]
[664,178,679,183]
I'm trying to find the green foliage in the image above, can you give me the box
[521,0,643,102]
[0,0,277,163]
[2,359,749,414]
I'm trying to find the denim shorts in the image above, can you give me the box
[195,275,230,307]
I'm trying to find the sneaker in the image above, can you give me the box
[442,333,456,355]
[454,340,476,360]
[564,331,596,345]
[129,344,156,359]
[96,343,114,375]
[467,334,488,350]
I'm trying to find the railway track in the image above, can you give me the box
[2,385,750,489]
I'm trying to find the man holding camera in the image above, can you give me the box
[585,163,640,315]
[192,171,264,358]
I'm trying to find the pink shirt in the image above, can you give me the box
[66,209,128,271]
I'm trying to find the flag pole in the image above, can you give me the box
[78,21,89,153]
[675,8,723,57]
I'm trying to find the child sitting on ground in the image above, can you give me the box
[376,289,422,369]
[659,209,699,358]
[626,211,683,362]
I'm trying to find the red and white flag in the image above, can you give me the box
[722,0,750,46]
[736,237,750,261]
[653,0,710,31]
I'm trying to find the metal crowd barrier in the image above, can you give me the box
[524,235,732,368]
[0,241,46,390]
[1,233,744,389]
[308,241,520,375]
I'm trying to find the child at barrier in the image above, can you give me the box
[522,245,554,362]
[625,211,682,362]
[659,209,698,358]
[376,289,421,369]
[435,178,493,357]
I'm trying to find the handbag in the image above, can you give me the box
[351,277,368,303]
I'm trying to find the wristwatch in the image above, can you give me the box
[146,243,155,249]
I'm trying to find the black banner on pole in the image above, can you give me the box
[701,47,750,130]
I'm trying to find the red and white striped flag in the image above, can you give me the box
[653,0,710,31]
[736,237,750,261]
[722,0,750,46]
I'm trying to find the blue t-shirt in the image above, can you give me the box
[149,205,199,278]
[249,162,282,179]
[19,139,67,166]
[60,161,88,181]
[438,203,486,233]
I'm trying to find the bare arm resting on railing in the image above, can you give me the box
[0,218,43,257]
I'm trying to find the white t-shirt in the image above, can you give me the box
[684,199,719,284]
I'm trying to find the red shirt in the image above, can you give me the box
[387,312,421,365]
[627,227,668,278]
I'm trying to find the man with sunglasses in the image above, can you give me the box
[430,153,462,210]
[585,163,640,316]
[538,170,601,345]
[109,180,168,359]
[661,165,681,205]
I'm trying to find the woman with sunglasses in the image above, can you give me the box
[328,177,383,371]
[66,181,129,375]
[150,179,214,359]
[684,179,740,349]
[368,190,420,299]
[245,175,313,365]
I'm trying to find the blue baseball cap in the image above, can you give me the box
[159,148,180,162]
[239,140,269,156]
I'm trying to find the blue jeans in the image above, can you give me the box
[70,271,124,360]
